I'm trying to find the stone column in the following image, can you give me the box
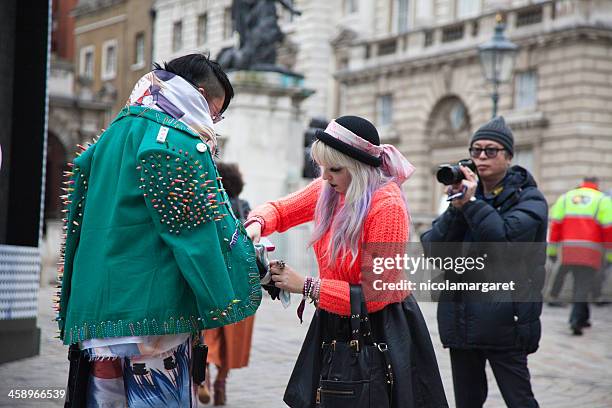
[215,71,314,208]
[214,71,317,279]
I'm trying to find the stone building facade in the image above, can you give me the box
[335,0,612,225]
[152,0,612,223]
[43,0,114,284]
[73,0,154,117]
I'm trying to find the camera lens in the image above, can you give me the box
[436,165,463,185]
[436,159,477,185]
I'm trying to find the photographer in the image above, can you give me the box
[421,116,548,408]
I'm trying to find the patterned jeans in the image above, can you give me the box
[86,339,196,408]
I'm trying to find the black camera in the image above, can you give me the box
[436,159,477,185]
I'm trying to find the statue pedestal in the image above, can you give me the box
[215,71,314,207]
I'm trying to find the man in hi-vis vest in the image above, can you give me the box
[547,177,612,335]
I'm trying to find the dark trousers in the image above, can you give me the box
[565,265,597,327]
[549,264,570,299]
[450,348,539,408]
[590,263,608,300]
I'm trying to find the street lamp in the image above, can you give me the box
[478,14,519,118]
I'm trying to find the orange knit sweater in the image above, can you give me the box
[249,178,410,316]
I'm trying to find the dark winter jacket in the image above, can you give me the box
[421,166,548,353]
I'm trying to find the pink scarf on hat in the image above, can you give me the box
[323,120,415,184]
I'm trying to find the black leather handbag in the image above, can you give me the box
[316,285,394,407]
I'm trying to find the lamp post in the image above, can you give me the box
[478,14,519,118]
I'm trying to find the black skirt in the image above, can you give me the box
[284,295,449,408]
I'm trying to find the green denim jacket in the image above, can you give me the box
[57,106,261,345]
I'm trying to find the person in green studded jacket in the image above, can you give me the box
[56,54,262,407]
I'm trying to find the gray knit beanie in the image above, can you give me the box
[470,116,514,156]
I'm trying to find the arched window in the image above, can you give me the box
[427,96,471,144]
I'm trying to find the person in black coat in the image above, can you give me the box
[421,116,547,408]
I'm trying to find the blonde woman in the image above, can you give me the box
[246,116,448,407]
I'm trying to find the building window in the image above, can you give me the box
[450,102,466,131]
[515,70,538,110]
[456,0,480,19]
[424,30,434,47]
[172,21,183,52]
[197,14,208,45]
[513,147,534,173]
[79,45,95,79]
[416,0,432,21]
[429,96,471,143]
[224,8,233,39]
[442,24,464,42]
[516,6,543,27]
[377,94,393,127]
[397,0,410,32]
[101,40,117,80]
[134,32,145,68]
[344,0,358,14]
[378,39,397,56]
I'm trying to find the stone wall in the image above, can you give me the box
[339,1,612,218]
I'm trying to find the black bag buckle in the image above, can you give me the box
[350,339,360,352]
[321,340,337,351]
[377,342,394,387]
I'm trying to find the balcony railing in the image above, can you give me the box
[378,39,398,56]
[442,24,465,43]
[516,6,544,27]
[350,0,563,68]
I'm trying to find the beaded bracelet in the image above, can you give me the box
[303,276,313,297]
[309,278,321,302]
[308,278,316,299]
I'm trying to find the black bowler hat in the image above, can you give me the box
[315,115,382,167]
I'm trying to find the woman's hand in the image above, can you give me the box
[269,260,305,294]
[246,222,262,243]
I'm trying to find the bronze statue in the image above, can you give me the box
[217,0,301,71]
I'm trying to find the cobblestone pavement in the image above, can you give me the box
[1,286,611,407]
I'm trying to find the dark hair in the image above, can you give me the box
[584,176,599,184]
[153,53,234,114]
[216,162,244,198]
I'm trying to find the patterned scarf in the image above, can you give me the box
[127,69,218,153]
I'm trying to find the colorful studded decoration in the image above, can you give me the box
[64,295,259,344]
[54,125,262,344]
[55,134,101,339]
[137,147,229,234]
